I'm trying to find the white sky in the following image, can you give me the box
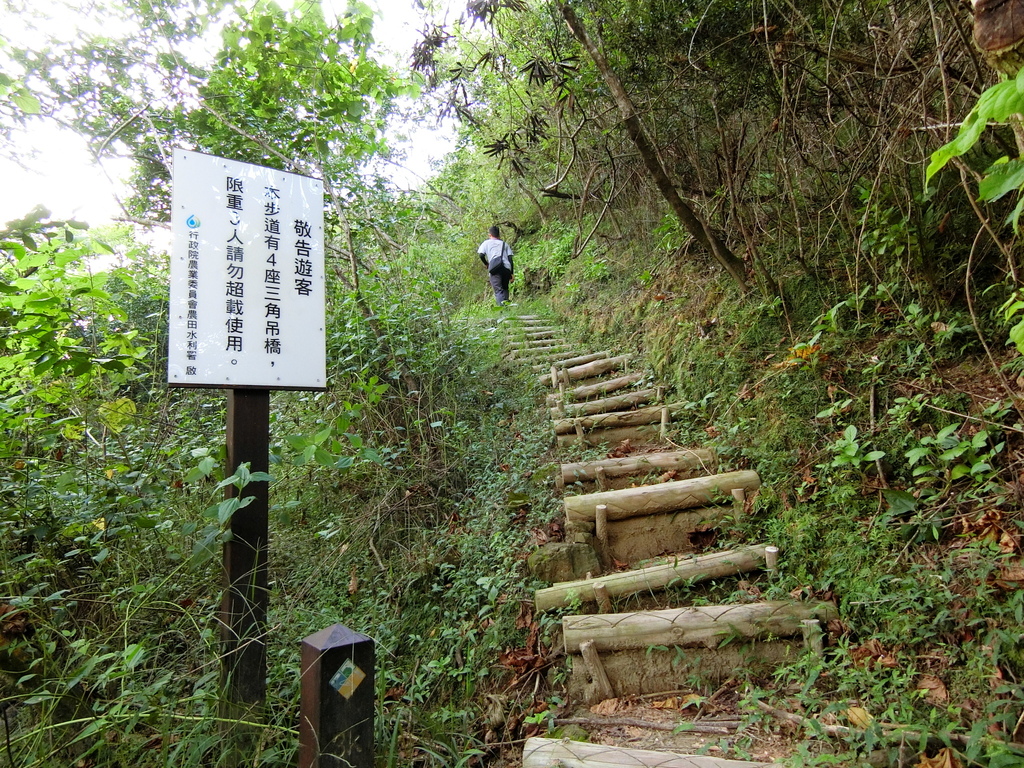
[0,0,456,229]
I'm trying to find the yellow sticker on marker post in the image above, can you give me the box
[329,658,366,699]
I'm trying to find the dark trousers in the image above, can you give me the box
[489,271,511,305]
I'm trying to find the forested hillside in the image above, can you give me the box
[4,0,1024,766]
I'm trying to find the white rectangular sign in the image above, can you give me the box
[168,149,327,390]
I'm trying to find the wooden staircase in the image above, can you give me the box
[502,313,834,767]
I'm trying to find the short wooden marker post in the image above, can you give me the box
[300,624,375,768]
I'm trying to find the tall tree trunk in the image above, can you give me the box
[558,3,749,292]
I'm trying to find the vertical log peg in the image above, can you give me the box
[593,582,612,614]
[731,487,746,518]
[579,640,615,702]
[801,619,824,656]
[765,545,779,572]
[595,504,610,570]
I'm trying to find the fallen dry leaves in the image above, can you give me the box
[916,747,960,768]
[735,580,763,599]
[955,508,1019,554]
[649,693,703,710]
[497,645,545,685]
[991,558,1024,590]
[607,440,634,459]
[845,706,873,729]
[916,674,948,705]
[850,638,899,669]
[498,605,550,690]
[590,698,622,716]
[0,604,31,641]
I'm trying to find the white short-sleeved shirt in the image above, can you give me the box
[478,238,513,272]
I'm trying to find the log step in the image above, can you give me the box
[553,403,683,435]
[563,600,838,653]
[546,372,645,404]
[536,352,611,380]
[512,346,575,361]
[535,544,770,612]
[559,448,716,486]
[509,338,569,350]
[550,388,657,417]
[564,470,761,522]
[523,737,774,768]
[532,355,598,369]
[556,424,662,447]
[554,355,631,384]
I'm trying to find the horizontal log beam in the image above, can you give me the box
[532,355,595,371]
[511,346,574,361]
[556,424,661,447]
[536,353,611,381]
[563,600,839,653]
[508,339,569,350]
[535,545,769,611]
[523,737,774,768]
[547,373,645,405]
[560,449,716,485]
[560,355,630,382]
[564,470,761,521]
[550,388,657,418]
[553,403,683,435]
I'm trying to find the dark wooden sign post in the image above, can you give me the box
[220,389,271,740]
[168,149,328,766]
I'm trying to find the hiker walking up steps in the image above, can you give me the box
[478,225,514,306]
